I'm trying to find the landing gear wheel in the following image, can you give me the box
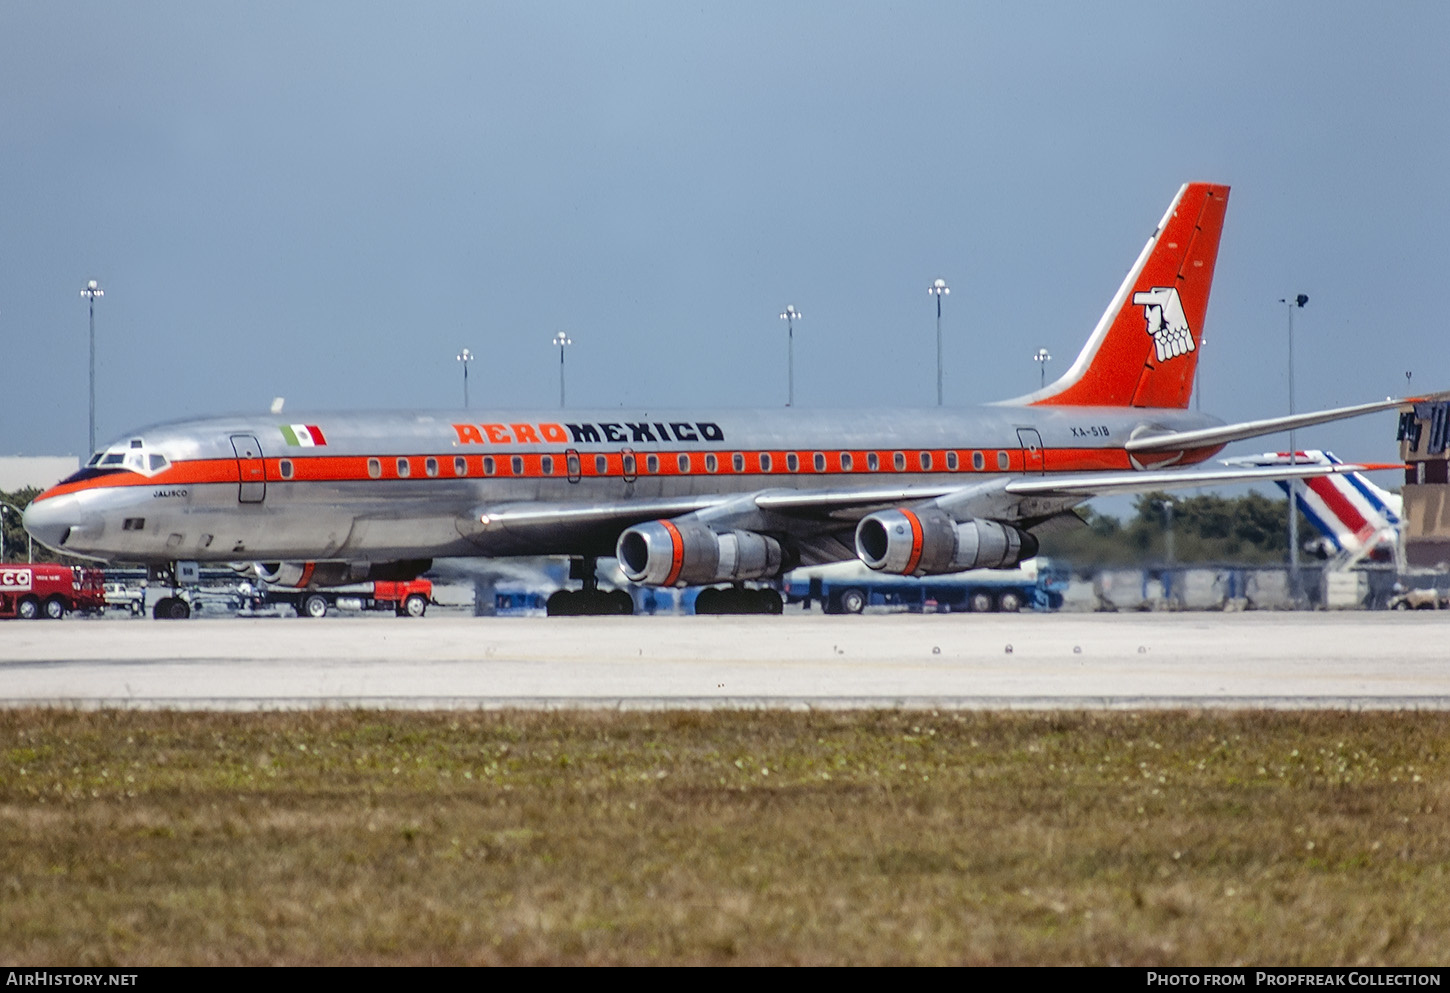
[997,591,1023,613]
[153,597,191,620]
[837,588,867,614]
[44,597,67,620]
[17,596,40,620]
[546,588,635,616]
[402,593,428,617]
[694,586,783,615]
[302,594,329,618]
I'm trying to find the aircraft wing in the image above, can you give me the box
[472,494,724,531]
[462,485,966,564]
[1125,397,1410,453]
[470,460,1392,537]
[468,484,961,534]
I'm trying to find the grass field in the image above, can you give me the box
[2,708,1447,965]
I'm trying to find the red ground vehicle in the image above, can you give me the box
[0,564,107,619]
[259,578,434,618]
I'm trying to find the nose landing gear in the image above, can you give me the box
[148,561,196,620]
[152,596,191,620]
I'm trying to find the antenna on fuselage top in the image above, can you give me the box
[270,397,285,414]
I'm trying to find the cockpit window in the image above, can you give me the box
[79,440,173,479]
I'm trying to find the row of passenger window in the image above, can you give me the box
[276,450,1013,481]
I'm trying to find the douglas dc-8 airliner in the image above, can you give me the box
[24,182,1415,617]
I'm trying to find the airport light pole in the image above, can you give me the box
[456,348,473,408]
[0,501,33,563]
[779,305,801,407]
[1280,293,1308,602]
[928,278,949,405]
[553,332,572,408]
[1033,347,1051,389]
[1158,498,1177,567]
[79,279,104,454]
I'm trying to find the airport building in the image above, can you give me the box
[1398,400,1450,568]
[0,456,80,493]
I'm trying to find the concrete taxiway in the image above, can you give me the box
[2,612,1448,710]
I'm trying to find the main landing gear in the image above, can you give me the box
[694,585,783,615]
[545,558,636,616]
[542,560,784,617]
[546,588,633,616]
[149,561,193,620]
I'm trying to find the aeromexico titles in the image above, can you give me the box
[24,182,1416,617]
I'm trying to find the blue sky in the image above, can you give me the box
[3,1,1446,493]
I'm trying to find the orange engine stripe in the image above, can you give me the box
[660,519,685,586]
[900,508,924,575]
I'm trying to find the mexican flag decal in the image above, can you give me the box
[280,424,328,447]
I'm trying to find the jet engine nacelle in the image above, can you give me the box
[247,558,432,589]
[854,509,1037,576]
[616,520,783,587]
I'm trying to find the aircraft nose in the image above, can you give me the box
[23,496,80,553]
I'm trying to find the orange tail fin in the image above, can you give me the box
[1030,182,1229,409]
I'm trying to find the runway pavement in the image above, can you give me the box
[2,611,1448,710]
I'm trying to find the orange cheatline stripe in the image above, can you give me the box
[33,444,1223,502]
[35,458,244,499]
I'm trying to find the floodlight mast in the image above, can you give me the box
[779,305,801,407]
[1033,347,1051,389]
[1158,498,1177,566]
[456,348,474,408]
[0,501,32,563]
[79,280,104,454]
[928,279,949,405]
[552,332,572,408]
[1279,293,1309,604]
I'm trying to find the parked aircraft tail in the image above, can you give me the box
[1222,450,1402,560]
[1023,182,1229,410]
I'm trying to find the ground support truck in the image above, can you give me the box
[783,559,1066,614]
[0,564,107,619]
[254,578,434,618]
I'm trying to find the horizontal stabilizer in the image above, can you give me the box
[1125,398,1411,453]
[1003,461,1386,499]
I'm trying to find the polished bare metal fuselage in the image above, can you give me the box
[24,404,1223,568]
